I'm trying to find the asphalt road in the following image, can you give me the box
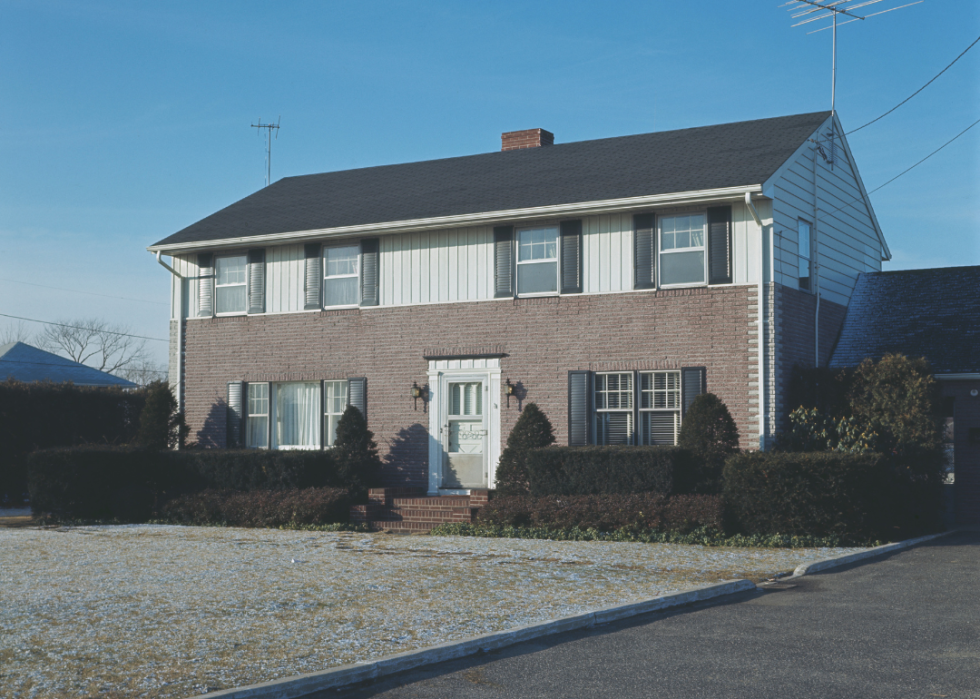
[322,530,979,699]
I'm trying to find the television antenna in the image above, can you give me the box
[782,0,923,165]
[251,116,281,187]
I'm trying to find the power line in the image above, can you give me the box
[0,313,168,342]
[0,278,168,306]
[847,33,980,135]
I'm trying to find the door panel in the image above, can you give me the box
[444,381,487,488]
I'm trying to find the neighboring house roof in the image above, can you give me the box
[0,342,138,388]
[829,266,980,375]
[151,111,831,250]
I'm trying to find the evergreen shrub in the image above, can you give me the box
[676,393,740,493]
[330,406,382,499]
[159,487,351,527]
[494,403,556,496]
[134,380,186,450]
[525,445,691,496]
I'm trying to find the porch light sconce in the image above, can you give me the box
[411,381,423,409]
[505,378,515,407]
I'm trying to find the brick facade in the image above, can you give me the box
[941,379,980,525]
[180,285,759,489]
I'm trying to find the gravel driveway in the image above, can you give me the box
[0,525,866,698]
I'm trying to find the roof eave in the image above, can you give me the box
[147,184,764,255]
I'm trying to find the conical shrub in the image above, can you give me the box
[494,403,555,496]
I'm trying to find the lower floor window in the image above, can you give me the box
[595,372,634,445]
[639,371,681,445]
[246,381,324,449]
[589,370,684,446]
[323,380,348,447]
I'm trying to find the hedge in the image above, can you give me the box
[525,446,694,496]
[477,493,724,533]
[723,451,943,540]
[0,380,146,502]
[159,488,351,527]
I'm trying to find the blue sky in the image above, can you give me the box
[1,0,978,370]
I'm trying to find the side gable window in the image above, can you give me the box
[215,254,248,315]
[798,219,812,291]
[323,244,361,307]
[516,226,559,295]
[659,214,706,287]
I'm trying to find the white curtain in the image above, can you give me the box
[276,383,319,448]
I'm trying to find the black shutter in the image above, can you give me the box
[559,219,583,294]
[568,371,592,446]
[633,213,656,289]
[304,243,321,310]
[681,367,706,416]
[348,377,367,419]
[493,225,515,298]
[197,253,214,317]
[227,381,244,448]
[247,249,265,314]
[707,206,733,285]
[360,238,380,307]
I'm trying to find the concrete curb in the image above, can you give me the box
[790,529,957,578]
[193,578,756,699]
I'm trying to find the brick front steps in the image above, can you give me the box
[351,488,489,533]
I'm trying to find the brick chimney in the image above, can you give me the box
[501,128,554,151]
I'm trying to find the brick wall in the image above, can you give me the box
[941,379,980,525]
[182,286,758,489]
[501,128,554,151]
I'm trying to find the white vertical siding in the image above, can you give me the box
[771,123,883,307]
[582,212,632,294]
[170,254,199,320]
[732,199,763,285]
[266,244,305,314]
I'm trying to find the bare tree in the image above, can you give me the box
[118,358,168,388]
[0,321,36,345]
[37,318,151,376]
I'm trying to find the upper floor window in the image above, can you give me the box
[517,226,558,295]
[798,219,812,291]
[215,254,247,314]
[323,244,360,307]
[659,214,706,287]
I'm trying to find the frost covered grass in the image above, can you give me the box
[0,525,866,698]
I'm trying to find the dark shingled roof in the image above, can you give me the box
[0,342,138,388]
[152,111,831,248]
[829,266,980,374]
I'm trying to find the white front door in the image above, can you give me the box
[442,379,488,488]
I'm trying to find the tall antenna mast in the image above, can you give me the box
[251,116,281,187]
[782,0,923,167]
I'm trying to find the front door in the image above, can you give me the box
[443,380,487,488]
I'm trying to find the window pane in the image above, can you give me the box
[324,414,340,448]
[517,261,558,294]
[599,412,633,445]
[642,412,678,446]
[216,285,247,314]
[325,245,359,277]
[275,383,320,448]
[248,383,269,416]
[324,277,359,306]
[324,380,347,416]
[216,256,247,285]
[247,415,269,448]
[518,228,558,261]
[660,250,705,285]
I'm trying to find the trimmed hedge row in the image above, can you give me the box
[477,493,724,534]
[525,446,694,496]
[159,488,351,528]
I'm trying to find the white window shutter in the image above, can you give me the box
[227,381,244,447]
[348,377,367,419]
[247,249,265,314]
[197,253,214,317]
[304,243,321,310]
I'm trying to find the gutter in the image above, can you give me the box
[155,252,185,419]
[745,192,766,451]
[147,185,765,255]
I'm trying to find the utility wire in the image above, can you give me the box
[847,34,980,135]
[0,278,168,306]
[0,313,168,342]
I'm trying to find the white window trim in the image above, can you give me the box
[515,226,560,297]
[657,213,708,289]
[322,244,360,309]
[270,382,322,451]
[322,379,348,449]
[214,253,249,316]
[638,370,681,446]
[246,381,270,450]
[594,371,635,446]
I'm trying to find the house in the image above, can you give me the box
[148,111,888,527]
[829,266,980,524]
[0,341,137,388]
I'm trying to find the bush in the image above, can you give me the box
[722,451,941,540]
[677,393,740,493]
[494,403,556,496]
[159,487,351,527]
[778,407,877,454]
[331,406,382,499]
[476,493,724,533]
[134,380,186,450]
[525,446,692,496]
[171,449,346,492]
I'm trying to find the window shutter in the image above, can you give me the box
[707,206,733,285]
[360,238,380,307]
[568,371,592,446]
[247,249,265,314]
[197,253,214,317]
[227,381,244,448]
[348,377,367,419]
[304,243,321,310]
[681,367,706,416]
[493,225,514,298]
[559,219,583,294]
[633,213,656,289]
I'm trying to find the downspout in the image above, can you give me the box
[156,251,185,419]
[812,142,821,367]
[745,192,766,450]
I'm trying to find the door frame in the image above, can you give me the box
[427,358,501,495]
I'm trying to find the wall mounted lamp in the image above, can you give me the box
[505,378,515,407]
[411,381,422,399]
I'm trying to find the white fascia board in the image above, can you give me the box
[146,185,763,254]
[934,373,980,381]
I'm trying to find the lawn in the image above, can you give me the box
[0,524,866,698]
